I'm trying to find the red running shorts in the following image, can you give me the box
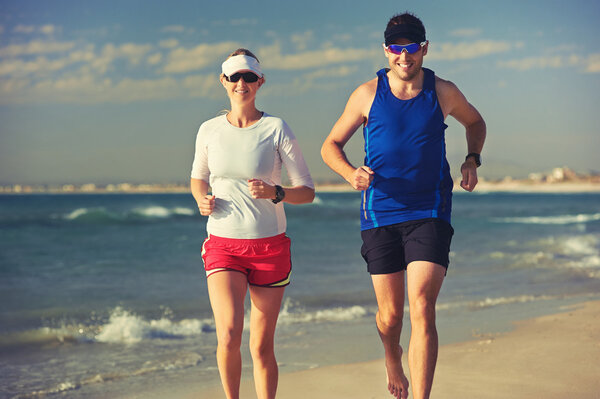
[202,233,291,287]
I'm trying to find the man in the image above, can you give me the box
[321,12,486,399]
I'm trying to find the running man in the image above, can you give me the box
[321,12,486,399]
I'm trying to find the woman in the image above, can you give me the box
[190,49,315,399]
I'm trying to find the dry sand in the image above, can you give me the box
[196,301,600,399]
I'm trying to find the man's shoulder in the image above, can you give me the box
[434,75,460,95]
[356,77,378,95]
[349,77,378,107]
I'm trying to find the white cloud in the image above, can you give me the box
[290,30,314,51]
[497,54,600,72]
[0,56,71,77]
[162,42,238,74]
[427,40,513,61]
[257,43,379,70]
[0,73,186,105]
[89,43,153,73]
[159,39,179,49]
[161,25,194,34]
[0,40,76,57]
[40,25,57,35]
[13,25,36,34]
[302,65,358,80]
[229,18,258,26]
[147,53,163,65]
[182,74,221,98]
[584,54,600,73]
[449,28,482,38]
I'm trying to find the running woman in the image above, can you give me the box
[191,48,315,399]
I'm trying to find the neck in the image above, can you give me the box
[387,68,424,99]
[227,102,262,128]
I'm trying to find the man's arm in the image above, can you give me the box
[321,81,376,190]
[436,78,487,192]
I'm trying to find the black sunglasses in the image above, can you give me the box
[225,72,260,83]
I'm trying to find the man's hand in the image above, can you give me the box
[460,160,478,192]
[248,179,276,199]
[348,166,374,191]
[198,195,215,215]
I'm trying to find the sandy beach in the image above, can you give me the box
[195,300,600,399]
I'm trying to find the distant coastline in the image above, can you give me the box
[2,167,599,194]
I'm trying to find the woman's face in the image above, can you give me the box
[220,70,264,104]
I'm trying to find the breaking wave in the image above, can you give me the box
[492,212,600,225]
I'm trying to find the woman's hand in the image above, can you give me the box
[247,179,276,200]
[198,194,216,216]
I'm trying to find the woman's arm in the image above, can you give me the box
[191,178,215,215]
[247,179,315,204]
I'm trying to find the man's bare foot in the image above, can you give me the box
[385,345,409,399]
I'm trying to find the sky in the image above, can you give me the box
[1,0,599,185]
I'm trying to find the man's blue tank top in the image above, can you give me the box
[361,68,453,231]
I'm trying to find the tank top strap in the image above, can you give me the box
[376,68,390,92]
[422,68,435,91]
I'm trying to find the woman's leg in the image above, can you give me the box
[248,285,286,399]
[207,271,248,399]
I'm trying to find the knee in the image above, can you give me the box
[409,298,437,330]
[217,326,243,351]
[377,308,404,330]
[249,336,275,363]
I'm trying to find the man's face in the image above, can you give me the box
[384,38,428,82]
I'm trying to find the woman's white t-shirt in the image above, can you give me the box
[190,113,314,239]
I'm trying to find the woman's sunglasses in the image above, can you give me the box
[384,41,428,55]
[225,72,260,83]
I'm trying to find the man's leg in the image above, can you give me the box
[406,261,446,399]
[248,285,286,399]
[372,271,410,399]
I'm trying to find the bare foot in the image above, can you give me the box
[385,345,409,399]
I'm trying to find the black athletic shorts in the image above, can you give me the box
[360,218,454,275]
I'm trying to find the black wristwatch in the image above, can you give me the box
[465,153,481,167]
[272,185,285,204]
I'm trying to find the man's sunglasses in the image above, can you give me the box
[384,41,428,55]
[225,72,260,83]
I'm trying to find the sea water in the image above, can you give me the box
[1,192,599,398]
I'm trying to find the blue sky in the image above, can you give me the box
[1,0,599,184]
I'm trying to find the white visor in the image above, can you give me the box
[221,55,263,77]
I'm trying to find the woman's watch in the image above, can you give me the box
[272,185,285,204]
[465,153,482,167]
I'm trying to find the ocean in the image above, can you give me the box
[1,191,600,398]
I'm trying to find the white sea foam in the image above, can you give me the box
[492,212,600,225]
[26,351,204,397]
[562,235,599,255]
[63,205,196,222]
[65,208,90,220]
[95,307,212,344]
[133,206,172,218]
[276,298,372,326]
[173,206,195,216]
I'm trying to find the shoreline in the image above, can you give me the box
[1,181,600,195]
[192,300,600,399]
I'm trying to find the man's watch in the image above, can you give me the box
[272,185,285,204]
[465,153,482,167]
